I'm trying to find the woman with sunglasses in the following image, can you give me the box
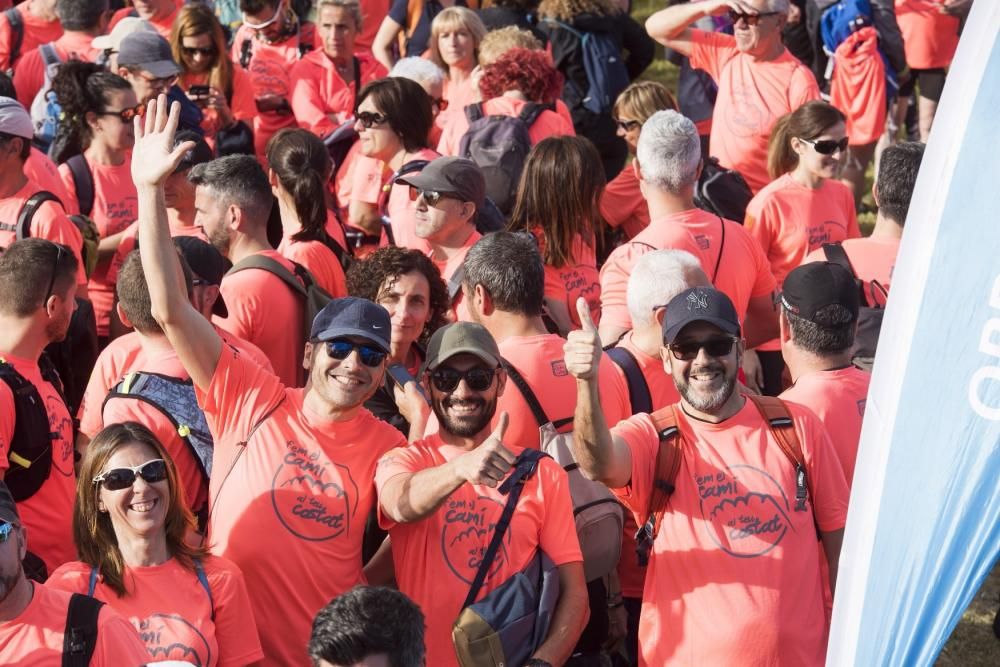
[46,421,263,666]
[744,99,860,395]
[50,61,140,342]
[428,7,486,130]
[171,3,255,153]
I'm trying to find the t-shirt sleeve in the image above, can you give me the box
[599,245,645,331]
[743,229,778,297]
[600,169,641,230]
[791,404,849,533]
[92,605,150,667]
[373,445,426,531]
[789,66,822,108]
[688,30,738,83]
[608,414,659,517]
[388,0,408,25]
[43,562,91,593]
[0,381,13,472]
[209,559,265,667]
[743,191,775,256]
[538,459,583,565]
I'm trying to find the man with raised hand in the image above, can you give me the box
[565,291,849,666]
[131,95,407,666]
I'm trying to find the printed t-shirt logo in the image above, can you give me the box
[46,394,74,477]
[725,84,768,138]
[807,220,848,251]
[441,495,508,585]
[271,440,359,541]
[138,614,211,666]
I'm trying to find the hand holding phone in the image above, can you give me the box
[387,363,429,403]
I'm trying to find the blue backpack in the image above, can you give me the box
[544,20,629,115]
[29,43,62,155]
[820,0,899,98]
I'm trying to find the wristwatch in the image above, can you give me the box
[524,660,553,667]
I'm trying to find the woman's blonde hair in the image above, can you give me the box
[613,80,677,123]
[171,3,233,101]
[537,0,619,22]
[74,422,207,598]
[429,7,487,73]
[478,26,543,67]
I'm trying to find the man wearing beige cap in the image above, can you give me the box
[376,321,588,667]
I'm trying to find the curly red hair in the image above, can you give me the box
[478,48,563,104]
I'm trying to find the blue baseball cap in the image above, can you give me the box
[662,287,740,343]
[310,297,391,352]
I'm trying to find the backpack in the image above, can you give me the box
[62,593,104,667]
[605,346,652,415]
[542,20,630,115]
[694,156,754,224]
[5,190,101,279]
[635,394,816,566]
[458,102,547,215]
[820,0,898,99]
[30,43,63,156]
[4,8,22,74]
[822,242,887,371]
[501,359,623,582]
[88,556,215,621]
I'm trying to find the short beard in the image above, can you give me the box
[432,394,496,438]
[207,226,231,258]
[676,369,737,413]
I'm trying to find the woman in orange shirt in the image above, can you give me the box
[47,422,263,667]
[267,128,349,297]
[429,7,485,129]
[508,135,605,334]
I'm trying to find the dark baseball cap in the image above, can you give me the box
[310,297,391,352]
[174,236,230,318]
[422,322,500,374]
[662,287,740,343]
[397,157,485,209]
[781,262,860,323]
[118,31,180,78]
[0,479,20,524]
[173,130,214,174]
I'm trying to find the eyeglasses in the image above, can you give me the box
[42,244,67,304]
[430,367,497,393]
[799,136,849,155]
[433,98,449,112]
[355,111,389,128]
[615,119,642,132]
[408,187,459,207]
[98,103,147,122]
[182,46,216,57]
[0,521,15,544]
[134,71,178,89]
[243,0,285,29]
[92,459,168,491]
[667,336,739,361]
[728,10,780,26]
[325,340,387,367]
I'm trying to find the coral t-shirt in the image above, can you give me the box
[0,582,149,666]
[537,232,600,329]
[196,344,407,666]
[290,50,387,137]
[436,96,576,156]
[600,164,650,241]
[781,366,871,487]
[25,148,78,215]
[434,74,480,137]
[611,399,849,666]
[109,6,178,41]
[690,31,820,193]
[378,147,439,253]
[430,228,480,323]
[48,556,262,667]
[59,156,138,337]
[214,250,306,387]
[13,31,100,108]
[0,3,63,72]
[803,236,900,307]
[375,434,583,667]
[278,235,348,298]
[894,0,960,70]
[0,353,76,575]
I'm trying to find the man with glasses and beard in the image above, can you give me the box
[565,287,849,666]
[375,321,588,667]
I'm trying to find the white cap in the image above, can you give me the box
[0,97,33,140]
[92,16,157,52]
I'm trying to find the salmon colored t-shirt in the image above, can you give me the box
[378,147,439,252]
[110,6,179,41]
[895,0,960,70]
[430,228,480,322]
[13,31,100,108]
[803,236,900,307]
[433,74,480,137]
[611,399,849,666]
[214,250,306,387]
[375,435,583,667]
[278,235,348,298]
[0,354,76,574]
[195,344,407,666]
[178,68,257,145]
[689,31,821,193]
[781,366,871,487]
[0,3,63,80]
[436,96,576,156]
[25,148,78,215]
[59,156,138,337]
[47,555,262,667]
[537,233,601,329]
[0,582,149,666]
[357,0,390,51]
[600,164,650,240]
[290,50,387,137]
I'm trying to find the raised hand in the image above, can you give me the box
[564,297,603,381]
[131,95,197,189]
[453,412,517,488]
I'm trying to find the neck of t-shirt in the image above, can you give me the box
[0,575,34,623]
[646,189,696,219]
[679,390,746,425]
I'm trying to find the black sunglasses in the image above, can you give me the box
[92,459,168,491]
[430,367,496,393]
[615,119,642,133]
[42,244,67,304]
[728,10,780,26]
[799,136,849,155]
[668,336,739,361]
[325,340,387,367]
[408,186,459,207]
[182,46,216,57]
[97,104,147,122]
[356,111,388,128]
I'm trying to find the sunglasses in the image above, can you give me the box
[92,459,168,491]
[325,340,387,367]
[408,187,459,207]
[728,10,780,26]
[182,46,216,57]
[355,111,389,128]
[615,119,642,132]
[799,136,849,155]
[243,0,285,29]
[135,71,178,89]
[98,103,147,122]
[0,521,15,544]
[430,367,497,393]
[42,244,67,304]
[668,336,739,361]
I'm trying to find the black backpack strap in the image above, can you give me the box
[15,191,63,240]
[605,346,652,415]
[499,358,550,427]
[712,216,725,284]
[227,254,307,297]
[517,101,549,128]
[378,158,431,219]
[461,449,547,608]
[822,242,867,303]
[5,8,23,68]
[66,155,95,218]
[446,265,465,304]
[62,592,104,667]
[194,557,216,622]
[464,101,485,124]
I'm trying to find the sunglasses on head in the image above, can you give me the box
[408,186,458,207]
[728,10,780,26]
[42,244,67,304]
[356,111,388,128]
[325,340,387,367]
[243,0,285,29]
[668,336,739,361]
[182,46,216,57]
[98,103,147,123]
[799,136,849,155]
[0,521,15,544]
[615,119,642,132]
[92,459,168,491]
[430,367,496,392]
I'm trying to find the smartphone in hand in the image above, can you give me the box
[188,85,210,105]
[387,363,429,404]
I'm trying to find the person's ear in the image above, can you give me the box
[790,136,807,157]
[654,306,667,328]
[303,340,316,371]
[778,309,791,344]
[494,367,506,397]
[228,203,242,231]
[85,111,100,132]
[202,284,221,311]
[660,344,673,374]
[475,283,493,316]
[115,302,133,329]
[461,201,476,223]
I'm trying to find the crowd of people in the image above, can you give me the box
[0,0,968,665]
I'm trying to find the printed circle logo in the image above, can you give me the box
[271,441,358,541]
[698,465,793,558]
[807,220,848,251]
[45,395,73,477]
[725,85,767,138]
[138,614,211,666]
[441,496,507,584]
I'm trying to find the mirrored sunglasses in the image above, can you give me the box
[326,340,387,367]
[92,459,168,491]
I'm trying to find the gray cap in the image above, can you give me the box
[0,97,33,140]
[397,157,485,209]
[118,31,180,78]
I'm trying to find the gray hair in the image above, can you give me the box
[765,0,791,13]
[390,57,446,89]
[462,232,544,317]
[626,250,708,327]
[316,0,363,31]
[57,0,109,30]
[188,156,273,225]
[636,110,701,194]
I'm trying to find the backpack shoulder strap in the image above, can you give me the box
[87,565,98,597]
[62,592,103,667]
[193,557,216,622]
[712,216,726,284]
[745,394,811,513]
[445,265,465,304]
[227,254,306,297]
[15,191,62,240]
[605,346,652,415]
[634,404,683,566]
[517,101,547,128]
[66,155,95,218]
[499,357,550,427]
[39,42,60,70]
[464,101,485,123]
[822,242,858,279]
[5,8,23,67]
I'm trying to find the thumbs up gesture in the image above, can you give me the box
[564,298,603,382]
[454,412,517,488]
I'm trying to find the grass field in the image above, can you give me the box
[629,5,1000,663]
